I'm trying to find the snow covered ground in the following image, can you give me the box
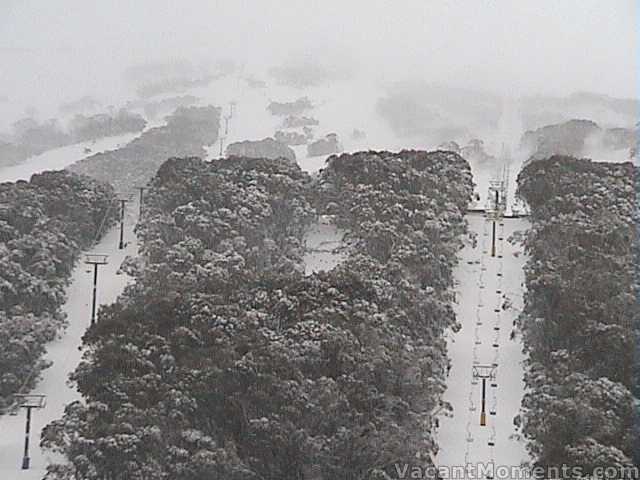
[0,196,139,478]
[302,215,346,275]
[0,132,141,183]
[437,213,529,477]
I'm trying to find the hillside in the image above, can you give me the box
[67,106,220,191]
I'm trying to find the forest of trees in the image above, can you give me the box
[68,110,147,142]
[226,138,296,163]
[520,119,637,159]
[41,150,473,479]
[267,97,314,117]
[516,156,639,470]
[0,112,147,170]
[0,171,117,411]
[67,106,221,191]
[281,116,319,129]
[274,128,314,146]
[307,134,341,157]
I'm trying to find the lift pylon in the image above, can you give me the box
[13,394,46,470]
[473,365,497,426]
[84,254,108,325]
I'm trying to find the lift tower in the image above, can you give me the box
[85,254,108,325]
[473,365,497,426]
[486,179,506,257]
[13,394,46,470]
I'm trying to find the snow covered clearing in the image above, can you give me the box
[302,215,347,275]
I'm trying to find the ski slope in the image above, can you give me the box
[0,133,140,183]
[0,204,139,477]
[437,213,529,477]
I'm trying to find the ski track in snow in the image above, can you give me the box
[437,213,529,477]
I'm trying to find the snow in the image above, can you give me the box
[437,213,529,477]
[302,215,346,275]
[0,195,139,479]
[0,133,142,183]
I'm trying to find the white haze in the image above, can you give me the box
[0,0,637,155]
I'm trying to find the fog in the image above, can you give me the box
[0,0,636,135]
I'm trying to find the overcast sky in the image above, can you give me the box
[0,0,636,123]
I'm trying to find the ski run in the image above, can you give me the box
[436,213,529,477]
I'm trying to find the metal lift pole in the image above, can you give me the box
[84,254,108,325]
[91,263,98,324]
[118,198,128,250]
[473,365,497,427]
[491,188,500,257]
[491,220,497,258]
[13,394,46,470]
[480,378,487,426]
[22,405,32,469]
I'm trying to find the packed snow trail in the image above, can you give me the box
[437,213,528,477]
[0,205,139,479]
